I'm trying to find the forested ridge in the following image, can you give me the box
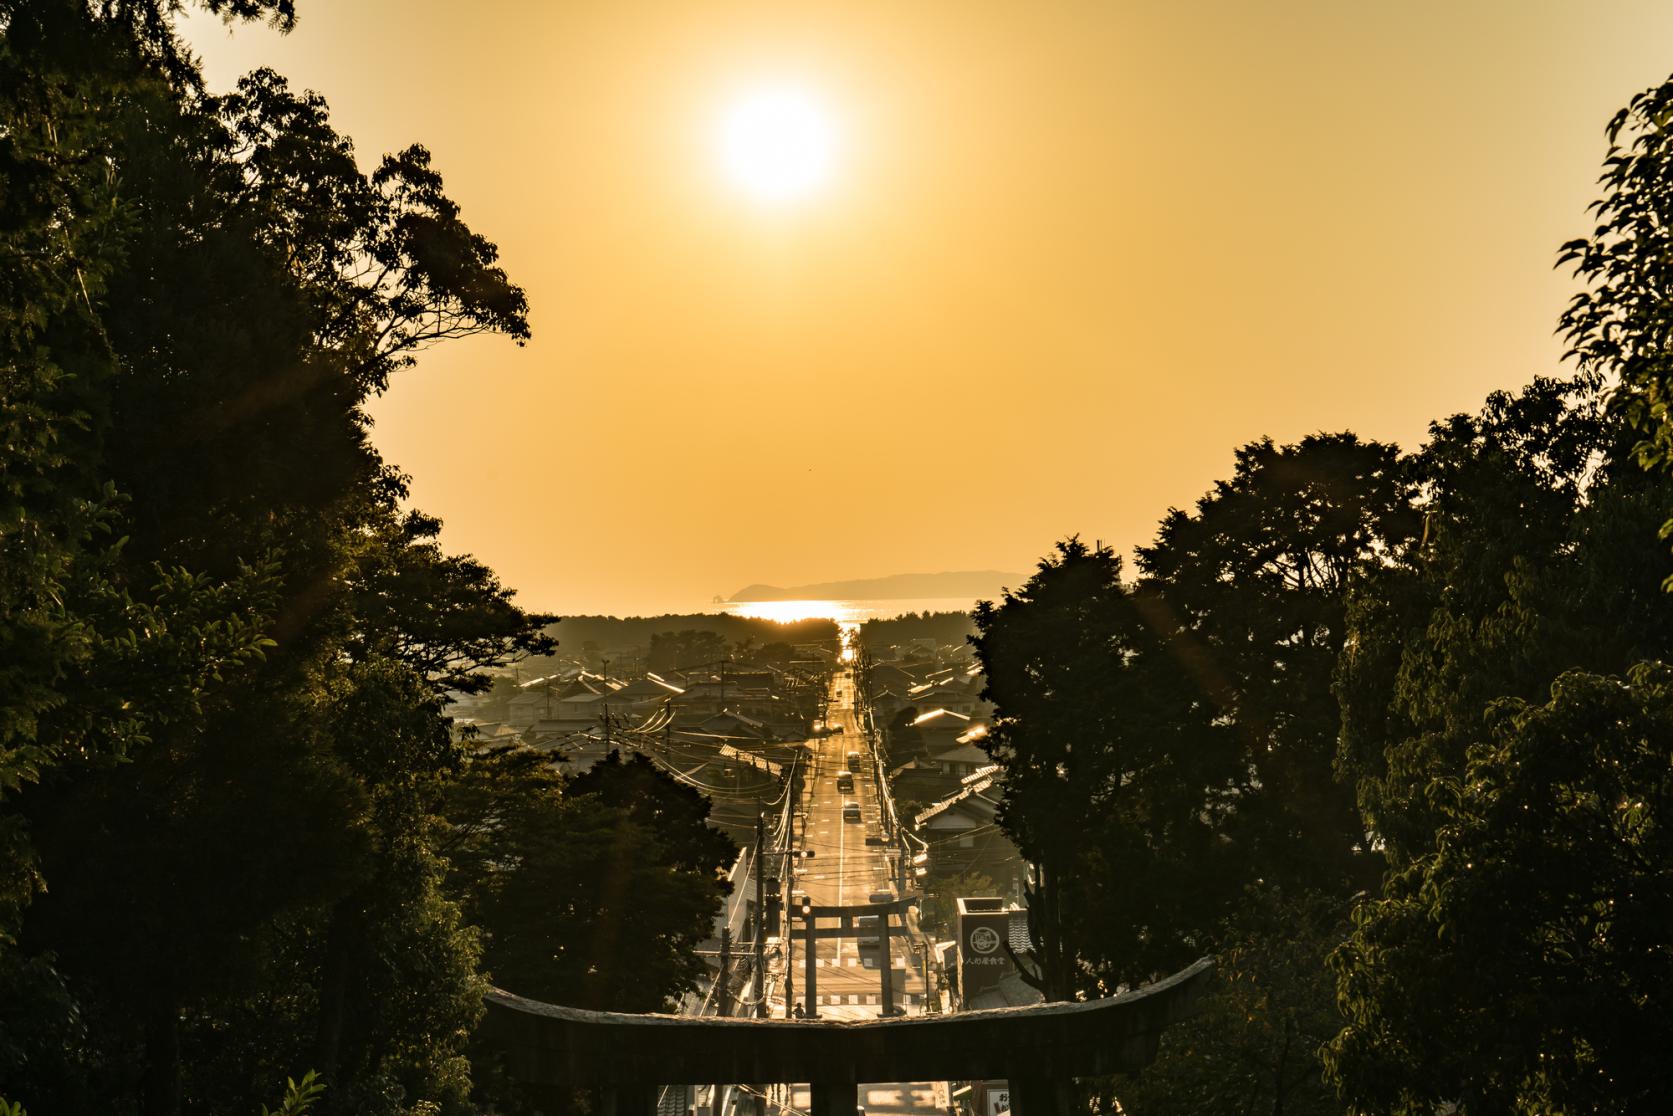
[0,4,734,1113]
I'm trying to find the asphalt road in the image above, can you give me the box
[774,667,947,1116]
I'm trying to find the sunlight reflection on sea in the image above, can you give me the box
[715,597,979,663]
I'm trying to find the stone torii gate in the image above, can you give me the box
[798,896,912,1018]
[481,956,1214,1116]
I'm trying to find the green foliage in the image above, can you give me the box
[1114,888,1345,1116]
[1137,432,1415,894]
[259,1072,325,1116]
[540,613,840,665]
[1336,377,1673,865]
[1327,666,1673,1114]
[443,749,736,1014]
[972,538,1240,997]
[646,628,729,673]
[1320,376,1673,1114]
[0,3,547,1113]
[1561,72,1673,572]
[345,509,555,699]
[858,610,977,653]
[917,869,995,938]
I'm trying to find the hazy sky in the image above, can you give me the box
[181,1,1673,616]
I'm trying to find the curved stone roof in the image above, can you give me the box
[480,957,1214,1087]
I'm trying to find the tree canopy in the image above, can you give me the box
[0,5,721,1115]
[972,538,1239,998]
[1328,666,1673,1114]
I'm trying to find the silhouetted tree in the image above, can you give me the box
[647,629,729,674]
[0,5,543,1113]
[1136,433,1416,894]
[1334,378,1673,863]
[443,749,735,1012]
[1324,373,1673,1112]
[972,539,1238,999]
[1562,71,1673,564]
[1116,887,1345,1116]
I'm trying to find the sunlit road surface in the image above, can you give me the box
[777,668,947,1115]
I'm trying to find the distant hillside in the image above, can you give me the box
[727,570,1020,602]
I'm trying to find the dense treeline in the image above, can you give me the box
[0,5,732,1114]
[858,610,978,654]
[970,73,1673,1115]
[527,613,841,665]
[978,388,1673,1116]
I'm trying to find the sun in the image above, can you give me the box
[714,84,840,206]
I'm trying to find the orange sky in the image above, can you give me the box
[181,1,1673,615]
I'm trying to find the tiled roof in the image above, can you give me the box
[913,774,1000,827]
[1008,910,1033,955]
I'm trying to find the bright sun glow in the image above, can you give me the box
[723,599,859,661]
[724,599,857,624]
[715,85,839,205]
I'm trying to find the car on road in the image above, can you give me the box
[859,891,892,949]
[835,770,855,793]
[845,751,862,772]
[842,801,861,822]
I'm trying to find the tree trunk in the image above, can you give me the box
[313,899,359,1108]
[1269,1016,1294,1116]
[142,996,181,1116]
[1042,861,1072,1003]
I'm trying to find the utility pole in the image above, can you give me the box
[753,810,766,1017]
[784,760,798,1018]
[717,926,733,1017]
[803,898,817,1019]
[784,929,794,1020]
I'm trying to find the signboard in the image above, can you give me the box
[956,897,1013,1000]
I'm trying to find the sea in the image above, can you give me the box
[710,597,982,626]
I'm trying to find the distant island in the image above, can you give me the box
[725,570,1021,602]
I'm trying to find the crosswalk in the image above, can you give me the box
[811,991,923,1006]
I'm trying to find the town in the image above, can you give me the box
[449,614,1033,1113]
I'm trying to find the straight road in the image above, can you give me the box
[778,666,946,1116]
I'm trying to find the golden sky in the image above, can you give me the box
[181,1,1673,616]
